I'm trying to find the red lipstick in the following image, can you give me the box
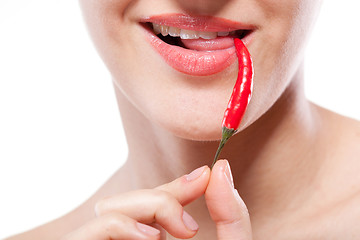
[141,13,254,32]
[141,14,254,76]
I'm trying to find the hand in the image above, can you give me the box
[205,160,252,240]
[62,160,252,240]
[61,166,211,240]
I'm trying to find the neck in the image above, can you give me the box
[114,65,322,224]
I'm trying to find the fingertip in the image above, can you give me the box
[155,165,210,207]
[206,159,232,199]
[185,165,209,182]
[211,160,232,184]
[182,165,211,191]
[212,159,229,170]
[136,222,161,237]
[182,210,199,232]
[202,165,211,179]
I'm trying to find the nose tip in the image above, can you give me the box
[174,0,233,15]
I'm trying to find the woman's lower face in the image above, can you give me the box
[79,0,322,141]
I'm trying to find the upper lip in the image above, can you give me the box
[140,13,255,32]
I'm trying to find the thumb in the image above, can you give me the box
[205,160,252,240]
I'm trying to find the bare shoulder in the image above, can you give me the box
[335,110,360,141]
[325,111,360,237]
[317,106,360,190]
[335,112,360,161]
[287,191,360,239]
[314,104,360,158]
[298,105,360,238]
[312,189,360,239]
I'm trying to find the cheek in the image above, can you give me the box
[79,1,241,141]
[241,0,322,128]
[79,0,322,141]
[78,0,136,68]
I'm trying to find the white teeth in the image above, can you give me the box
[160,25,169,36]
[199,31,217,40]
[218,31,230,37]
[168,26,181,37]
[180,29,199,39]
[151,23,237,40]
[153,23,161,35]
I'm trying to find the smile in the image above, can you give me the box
[141,14,254,76]
[152,23,246,40]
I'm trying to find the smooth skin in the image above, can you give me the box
[8,161,252,240]
[6,0,360,239]
[60,161,251,240]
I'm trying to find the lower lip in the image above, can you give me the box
[143,27,252,76]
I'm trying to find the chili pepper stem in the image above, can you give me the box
[211,127,237,169]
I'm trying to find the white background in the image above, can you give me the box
[0,0,359,238]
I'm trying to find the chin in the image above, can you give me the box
[157,115,224,141]
[166,105,260,142]
[172,126,222,142]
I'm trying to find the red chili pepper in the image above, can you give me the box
[211,38,254,168]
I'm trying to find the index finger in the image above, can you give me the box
[156,165,211,205]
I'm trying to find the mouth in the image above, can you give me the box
[140,14,255,76]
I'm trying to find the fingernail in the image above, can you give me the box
[224,161,234,188]
[233,189,248,211]
[186,166,206,181]
[182,211,199,231]
[136,222,160,236]
[233,189,242,203]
